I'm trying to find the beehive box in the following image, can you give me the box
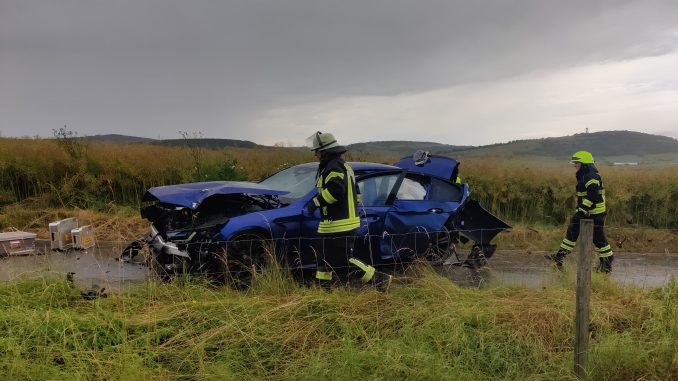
[71,225,96,250]
[0,231,37,255]
[49,217,78,251]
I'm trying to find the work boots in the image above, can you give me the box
[373,272,393,292]
[544,248,570,269]
[317,279,333,291]
[596,255,614,274]
[315,270,334,291]
[461,245,488,269]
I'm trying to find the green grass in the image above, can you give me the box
[1,266,675,380]
[494,223,678,254]
[2,137,677,229]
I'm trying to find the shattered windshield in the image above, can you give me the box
[259,163,318,200]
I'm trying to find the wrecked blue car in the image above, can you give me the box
[136,154,510,285]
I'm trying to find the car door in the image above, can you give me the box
[352,171,403,265]
[296,171,402,268]
[382,174,465,261]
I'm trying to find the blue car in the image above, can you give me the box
[137,155,510,285]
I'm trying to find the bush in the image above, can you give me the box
[200,158,248,182]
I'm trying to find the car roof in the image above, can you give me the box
[349,161,399,171]
[293,160,462,182]
[293,162,399,172]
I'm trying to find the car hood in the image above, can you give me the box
[143,181,289,209]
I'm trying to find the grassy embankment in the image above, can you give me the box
[1,137,676,252]
[0,264,676,380]
[0,138,676,379]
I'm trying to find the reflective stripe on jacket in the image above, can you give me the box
[576,164,606,215]
[312,158,361,234]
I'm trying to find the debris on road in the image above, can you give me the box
[0,231,37,256]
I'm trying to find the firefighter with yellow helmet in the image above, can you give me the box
[546,150,614,273]
[305,131,392,290]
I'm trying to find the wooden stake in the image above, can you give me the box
[574,218,593,379]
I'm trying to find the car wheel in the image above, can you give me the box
[425,226,454,265]
[147,250,189,282]
[217,232,271,288]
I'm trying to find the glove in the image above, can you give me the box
[305,199,318,215]
[574,207,589,218]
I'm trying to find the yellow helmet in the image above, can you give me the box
[570,150,594,164]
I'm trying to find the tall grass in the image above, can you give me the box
[459,158,678,228]
[0,138,676,228]
[0,138,314,208]
[0,267,675,380]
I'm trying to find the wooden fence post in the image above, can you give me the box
[574,218,593,379]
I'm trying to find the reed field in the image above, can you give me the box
[460,158,678,230]
[0,265,675,380]
[1,137,676,241]
[0,137,315,207]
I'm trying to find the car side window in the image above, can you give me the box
[427,177,463,202]
[358,175,399,206]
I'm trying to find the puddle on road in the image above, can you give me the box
[0,241,148,293]
[1,242,676,293]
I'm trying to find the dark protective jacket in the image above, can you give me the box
[575,164,606,215]
[312,155,361,234]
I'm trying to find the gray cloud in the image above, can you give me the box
[1,0,677,142]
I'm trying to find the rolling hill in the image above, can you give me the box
[149,138,258,149]
[81,135,259,149]
[444,131,678,164]
[352,131,678,165]
[78,130,678,164]
[348,141,472,158]
[80,134,155,144]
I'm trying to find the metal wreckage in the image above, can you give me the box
[122,152,510,287]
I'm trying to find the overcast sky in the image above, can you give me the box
[2,0,677,146]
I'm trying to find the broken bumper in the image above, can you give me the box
[146,224,191,258]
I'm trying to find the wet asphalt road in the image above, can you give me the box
[441,250,677,289]
[0,241,676,293]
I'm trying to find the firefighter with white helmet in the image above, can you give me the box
[305,131,392,290]
[546,150,614,273]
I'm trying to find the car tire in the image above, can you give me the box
[147,250,188,282]
[216,231,271,288]
[424,226,453,265]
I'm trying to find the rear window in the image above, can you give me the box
[427,178,463,202]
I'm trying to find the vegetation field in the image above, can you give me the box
[1,136,676,254]
[1,266,676,380]
[0,136,676,380]
[1,137,676,230]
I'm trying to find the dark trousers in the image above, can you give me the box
[561,214,613,258]
[314,232,356,275]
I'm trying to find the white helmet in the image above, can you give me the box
[305,131,345,153]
